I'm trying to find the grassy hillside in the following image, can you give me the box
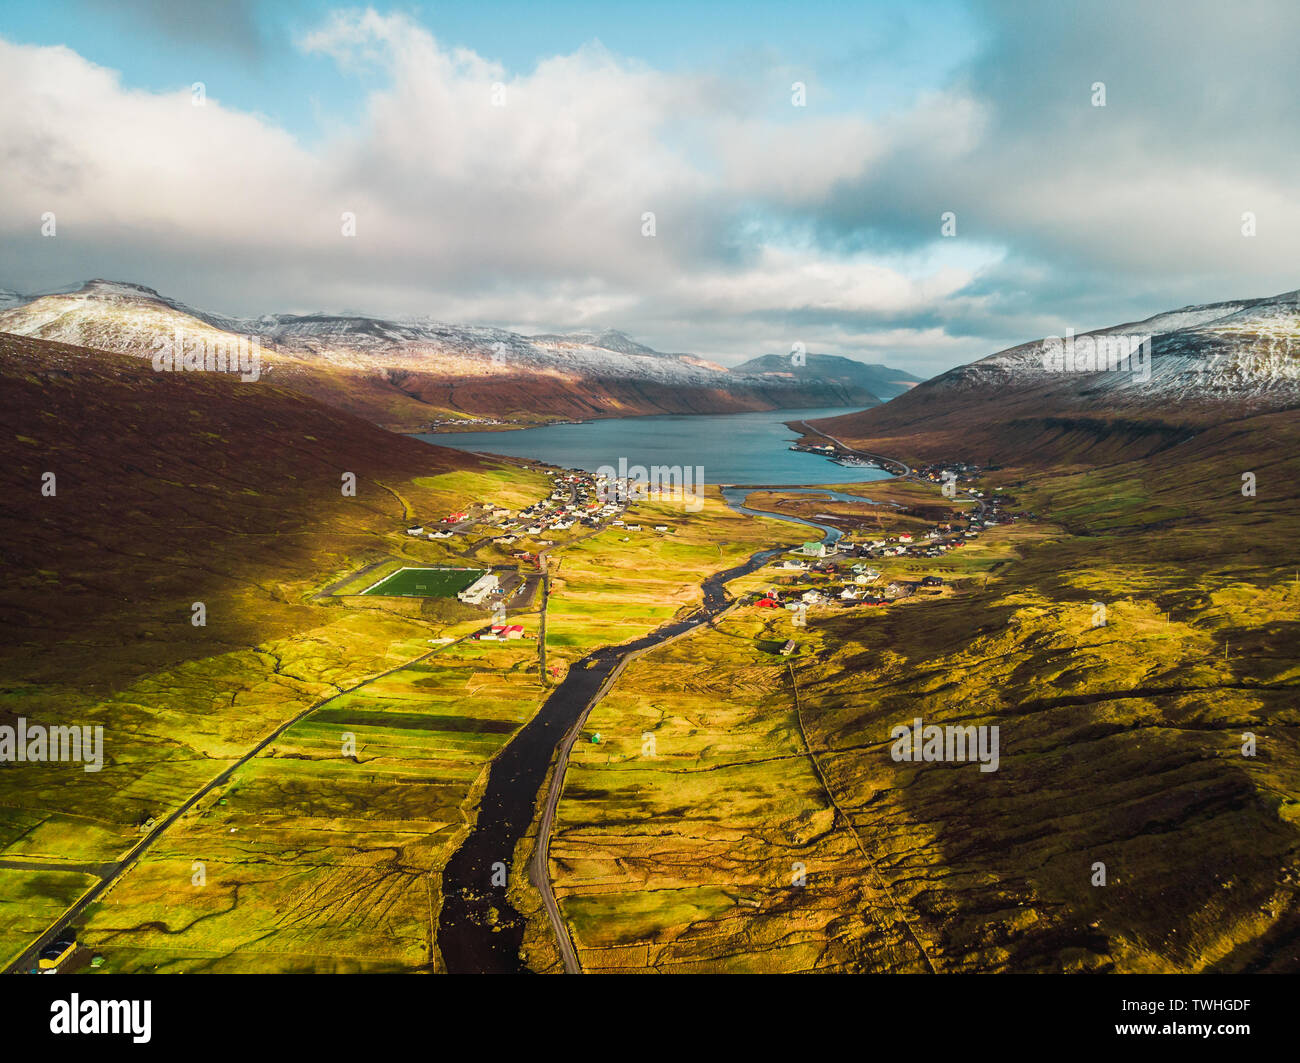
[546,411,1300,972]
[0,334,561,968]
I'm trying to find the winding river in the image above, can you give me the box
[436,541,789,973]
[433,419,896,972]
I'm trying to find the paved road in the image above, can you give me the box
[794,420,913,478]
[524,601,744,973]
[4,635,472,975]
[522,434,993,971]
[795,420,988,520]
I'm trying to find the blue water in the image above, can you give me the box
[719,485,901,545]
[420,407,891,487]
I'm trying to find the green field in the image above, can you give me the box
[360,567,485,598]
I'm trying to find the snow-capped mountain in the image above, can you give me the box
[917,289,1300,409]
[256,313,741,388]
[0,279,251,354]
[530,328,672,359]
[810,288,1300,467]
[0,280,898,429]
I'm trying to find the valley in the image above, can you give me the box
[1,286,1297,976]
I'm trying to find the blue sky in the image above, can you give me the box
[5,1,984,141]
[1,1,1297,374]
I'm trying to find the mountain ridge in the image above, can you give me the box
[806,287,1300,467]
[0,280,906,429]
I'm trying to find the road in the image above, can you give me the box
[794,420,913,478]
[794,419,987,520]
[4,635,472,975]
[437,542,785,973]
[525,598,745,972]
[519,435,989,971]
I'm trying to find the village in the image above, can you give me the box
[402,465,681,551]
[385,455,1035,647]
[742,467,1034,617]
[390,464,686,641]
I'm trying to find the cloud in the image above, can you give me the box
[1,2,1297,377]
[84,0,265,60]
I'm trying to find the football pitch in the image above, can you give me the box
[359,567,485,598]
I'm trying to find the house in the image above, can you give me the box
[921,576,944,587]
[755,594,780,608]
[799,541,827,558]
[779,639,797,656]
[457,572,500,605]
[840,587,860,600]
[427,530,454,539]
[801,589,824,604]
[653,525,670,532]
[898,533,914,543]
[406,526,424,536]
[490,623,525,639]
[38,936,77,971]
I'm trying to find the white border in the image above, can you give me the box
[356,565,486,597]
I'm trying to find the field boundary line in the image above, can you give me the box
[529,599,744,974]
[4,634,474,975]
[786,661,939,974]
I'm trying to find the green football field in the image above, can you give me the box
[360,567,485,598]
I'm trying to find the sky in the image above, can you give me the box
[1,0,1297,376]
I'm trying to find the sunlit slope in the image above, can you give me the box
[0,332,560,969]
[549,412,1300,972]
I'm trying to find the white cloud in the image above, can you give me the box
[2,3,1296,375]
